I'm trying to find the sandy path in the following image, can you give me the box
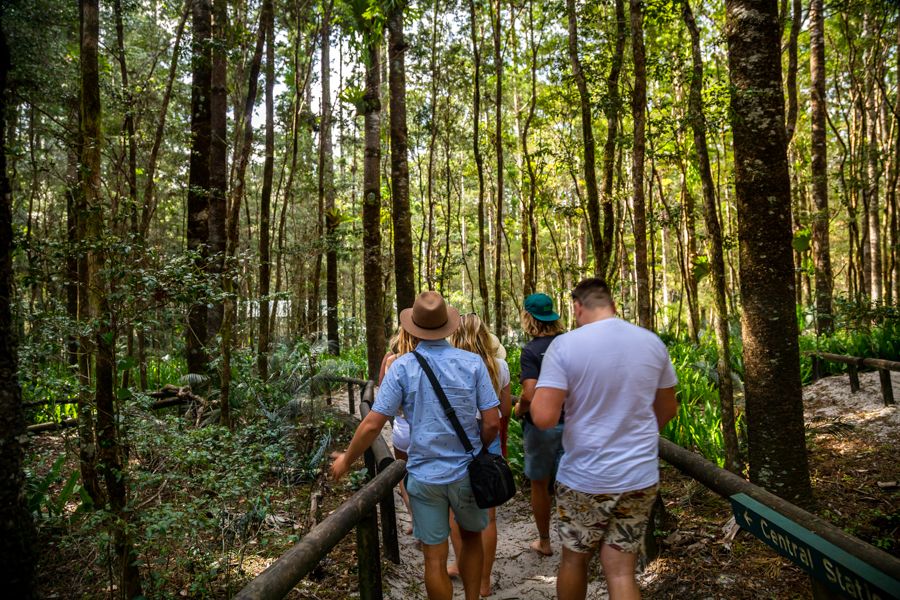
[327,387,620,599]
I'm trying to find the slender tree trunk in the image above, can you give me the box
[362,41,385,380]
[600,0,626,281]
[257,3,274,379]
[683,0,740,474]
[567,0,603,277]
[865,21,883,302]
[388,1,415,314]
[469,0,490,323]
[425,0,439,290]
[186,0,212,375]
[630,0,651,329]
[809,0,833,333]
[784,0,800,144]
[725,0,812,507]
[0,23,36,596]
[208,0,227,341]
[520,0,538,296]
[491,0,504,333]
[221,0,268,423]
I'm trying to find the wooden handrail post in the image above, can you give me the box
[848,363,860,393]
[378,466,401,564]
[348,382,356,415]
[878,369,895,406]
[356,506,383,600]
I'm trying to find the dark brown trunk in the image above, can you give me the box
[388,2,415,314]
[491,0,504,333]
[809,0,833,333]
[186,0,212,375]
[321,2,340,353]
[600,0,626,281]
[725,0,812,508]
[469,0,490,323]
[630,0,651,329]
[362,42,385,381]
[208,0,227,339]
[520,0,538,296]
[784,0,800,144]
[566,0,603,277]
[257,2,274,379]
[683,0,741,474]
[0,23,36,596]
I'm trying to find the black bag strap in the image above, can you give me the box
[412,351,475,455]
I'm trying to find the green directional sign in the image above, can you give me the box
[730,493,900,600]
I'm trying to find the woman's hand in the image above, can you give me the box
[329,451,350,481]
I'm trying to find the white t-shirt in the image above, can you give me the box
[496,358,510,390]
[536,317,678,494]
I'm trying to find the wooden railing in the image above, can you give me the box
[805,351,899,405]
[235,377,405,600]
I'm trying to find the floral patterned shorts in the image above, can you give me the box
[556,482,659,554]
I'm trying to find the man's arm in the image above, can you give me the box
[480,406,500,447]
[653,387,678,431]
[531,387,566,430]
[514,379,537,418]
[330,411,390,480]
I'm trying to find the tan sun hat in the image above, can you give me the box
[489,333,507,360]
[399,291,460,340]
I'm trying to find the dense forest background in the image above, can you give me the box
[0,0,898,597]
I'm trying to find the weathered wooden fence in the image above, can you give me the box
[805,351,899,406]
[234,377,405,600]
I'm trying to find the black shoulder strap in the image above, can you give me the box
[412,351,475,454]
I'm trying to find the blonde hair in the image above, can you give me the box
[389,327,420,356]
[521,310,564,338]
[450,314,501,394]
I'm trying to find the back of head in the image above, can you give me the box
[450,313,501,393]
[571,278,614,310]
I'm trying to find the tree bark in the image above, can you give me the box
[784,0,800,144]
[0,22,36,597]
[320,1,340,353]
[491,0,504,333]
[600,0,626,281]
[630,0,651,329]
[186,0,212,376]
[207,0,227,340]
[725,0,812,508]
[809,0,833,333]
[363,41,386,381]
[257,1,274,379]
[469,0,490,324]
[682,0,741,474]
[864,17,883,303]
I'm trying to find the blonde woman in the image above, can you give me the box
[379,327,419,534]
[447,313,511,597]
[515,293,565,557]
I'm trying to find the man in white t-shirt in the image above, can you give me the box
[531,278,678,600]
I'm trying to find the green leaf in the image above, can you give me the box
[792,228,812,253]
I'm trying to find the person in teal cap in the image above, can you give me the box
[515,292,565,556]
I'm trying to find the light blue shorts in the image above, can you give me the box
[523,421,564,481]
[406,473,488,545]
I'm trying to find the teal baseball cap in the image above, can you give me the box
[524,293,560,322]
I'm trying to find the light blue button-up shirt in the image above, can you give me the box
[372,339,500,485]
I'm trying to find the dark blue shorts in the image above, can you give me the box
[523,421,564,481]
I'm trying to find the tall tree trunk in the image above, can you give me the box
[600,0,626,281]
[363,41,385,381]
[257,2,274,379]
[809,0,833,333]
[388,1,415,314]
[81,0,142,594]
[469,0,490,323]
[630,0,651,329]
[208,0,227,340]
[491,0,504,333]
[520,0,538,296]
[784,0,800,144]
[221,0,268,424]
[425,0,439,290]
[186,0,212,375]
[865,18,883,302]
[319,2,340,353]
[0,22,36,596]
[725,0,812,507]
[566,0,603,278]
[683,0,741,474]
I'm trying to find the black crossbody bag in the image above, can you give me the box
[412,351,516,509]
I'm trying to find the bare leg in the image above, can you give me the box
[557,546,593,600]
[447,509,462,577]
[481,508,497,596]
[457,526,484,600]
[422,540,453,600]
[529,478,553,555]
[599,544,640,600]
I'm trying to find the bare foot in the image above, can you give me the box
[529,538,553,556]
[447,563,460,578]
[404,523,413,535]
[480,576,492,597]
